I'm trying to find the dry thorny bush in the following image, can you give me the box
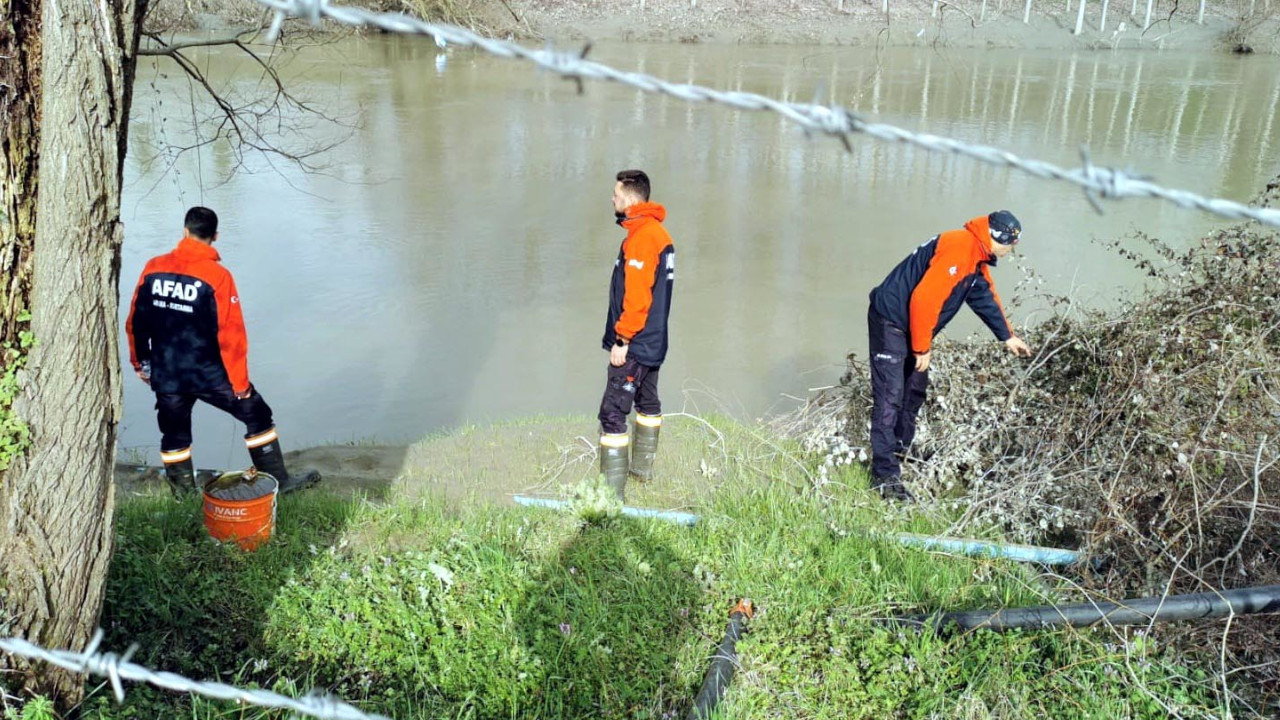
[781,179,1280,709]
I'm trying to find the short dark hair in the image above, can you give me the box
[184,206,218,240]
[615,170,651,202]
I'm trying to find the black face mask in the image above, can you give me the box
[615,211,627,226]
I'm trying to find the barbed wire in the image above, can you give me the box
[0,630,393,720]
[248,0,1280,230]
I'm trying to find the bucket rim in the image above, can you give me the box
[201,470,279,503]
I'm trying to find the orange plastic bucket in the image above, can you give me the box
[202,471,278,551]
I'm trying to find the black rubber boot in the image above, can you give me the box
[249,439,321,495]
[630,415,661,481]
[163,457,198,499]
[871,476,916,503]
[600,434,630,501]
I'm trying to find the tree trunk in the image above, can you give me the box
[0,0,40,352]
[0,0,147,709]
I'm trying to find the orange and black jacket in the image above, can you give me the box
[126,238,251,395]
[601,202,676,366]
[869,215,1013,355]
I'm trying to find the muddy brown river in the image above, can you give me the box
[117,37,1280,466]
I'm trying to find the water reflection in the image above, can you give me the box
[119,40,1280,463]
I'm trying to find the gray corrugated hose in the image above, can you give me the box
[896,584,1280,633]
[687,599,754,720]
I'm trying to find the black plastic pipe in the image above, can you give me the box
[897,584,1280,633]
[687,599,754,720]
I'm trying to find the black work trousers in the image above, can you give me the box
[597,358,661,435]
[868,308,929,481]
[156,384,275,453]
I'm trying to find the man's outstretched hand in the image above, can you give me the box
[913,351,931,373]
[1006,336,1032,358]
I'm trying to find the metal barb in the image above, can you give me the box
[0,632,395,720]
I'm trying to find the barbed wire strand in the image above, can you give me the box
[0,630,394,720]
[249,0,1280,230]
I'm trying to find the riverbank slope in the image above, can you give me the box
[96,415,1226,719]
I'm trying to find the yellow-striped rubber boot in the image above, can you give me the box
[160,447,197,498]
[600,433,630,500]
[630,413,662,480]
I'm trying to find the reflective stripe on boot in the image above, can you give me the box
[247,434,321,495]
[630,414,661,480]
[161,452,197,499]
[600,433,630,501]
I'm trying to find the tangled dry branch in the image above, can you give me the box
[783,178,1280,709]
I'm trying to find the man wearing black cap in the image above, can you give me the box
[865,211,1032,502]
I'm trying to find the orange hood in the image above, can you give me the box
[963,215,994,259]
[621,202,667,230]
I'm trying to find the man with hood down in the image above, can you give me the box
[598,170,676,499]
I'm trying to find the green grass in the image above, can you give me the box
[85,416,1221,719]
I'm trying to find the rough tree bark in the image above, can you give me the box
[0,0,40,350]
[0,0,148,708]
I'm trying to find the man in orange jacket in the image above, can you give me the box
[598,170,676,498]
[866,211,1032,502]
[126,207,320,497]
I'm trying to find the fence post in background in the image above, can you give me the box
[981,0,988,21]
[1143,0,1153,29]
[1196,0,1203,22]
[1074,0,1087,32]
[1100,0,1109,31]
[1024,0,1033,23]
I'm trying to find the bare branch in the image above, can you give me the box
[138,35,249,56]
[131,27,356,186]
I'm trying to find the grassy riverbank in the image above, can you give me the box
[81,416,1227,719]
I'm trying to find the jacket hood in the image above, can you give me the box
[963,215,994,260]
[622,202,667,230]
[176,236,220,261]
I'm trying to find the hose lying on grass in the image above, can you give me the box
[687,599,754,720]
[894,584,1280,634]
[512,495,699,525]
[513,496,1090,566]
[892,533,1088,566]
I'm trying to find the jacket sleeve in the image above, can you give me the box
[125,267,152,370]
[214,272,251,394]
[907,239,966,354]
[966,265,1014,342]
[614,231,664,342]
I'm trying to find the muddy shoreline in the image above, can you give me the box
[151,0,1279,53]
